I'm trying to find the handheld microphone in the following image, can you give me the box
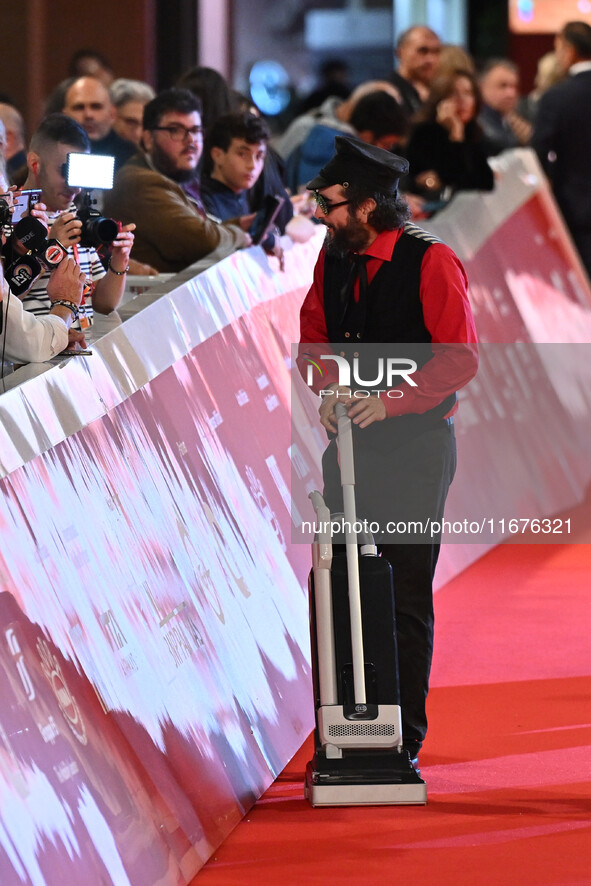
[4,217,68,294]
[5,254,43,296]
[41,239,68,269]
[12,216,49,255]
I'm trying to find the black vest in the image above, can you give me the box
[322,223,456,434]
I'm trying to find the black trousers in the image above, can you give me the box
[323,420,457,754]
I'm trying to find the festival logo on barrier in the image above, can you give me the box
[37,638,88,745]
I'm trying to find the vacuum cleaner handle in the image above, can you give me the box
[335,402,367,706]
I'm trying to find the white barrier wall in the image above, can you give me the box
[0,150,590,885]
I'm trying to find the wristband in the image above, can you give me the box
[51,299,79,319]
[108,258,130,276]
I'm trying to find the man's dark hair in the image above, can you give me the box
[349,91,409,139]
[143,88,203,131]
[29,112,90,153]
[201,112,269,176]
[207,112,270,151]
[561,21,591,59]
[345,182,411,232]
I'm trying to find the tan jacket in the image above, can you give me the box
[103,152,249,273]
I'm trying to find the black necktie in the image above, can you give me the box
[340,253,370,336]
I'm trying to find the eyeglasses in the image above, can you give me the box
[312,191,350,215]
[152,124,204,141]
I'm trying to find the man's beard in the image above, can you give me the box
[324,214,372,257]
[151,142,198,183]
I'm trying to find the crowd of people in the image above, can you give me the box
[0,21,589,785]
[1,20,590,368]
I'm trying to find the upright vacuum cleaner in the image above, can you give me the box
[304,403,427,806]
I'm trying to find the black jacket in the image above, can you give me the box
[532,69,591,229]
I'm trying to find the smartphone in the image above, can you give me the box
[65,152,115,190]
[11,189,43,224]
[56,349,93,357]
[250,194,285,246]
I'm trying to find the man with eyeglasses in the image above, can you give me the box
[299,136,478,775]
[104,88,252,273]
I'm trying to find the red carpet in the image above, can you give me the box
[196,514,591,885]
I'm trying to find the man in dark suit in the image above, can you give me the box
[390,25,441,116]
[532,21,591,277]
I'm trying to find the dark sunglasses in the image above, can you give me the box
[312,191,350,215]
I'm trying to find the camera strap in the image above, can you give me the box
[72,244,92,330]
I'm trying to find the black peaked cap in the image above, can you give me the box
[306,135,409,194]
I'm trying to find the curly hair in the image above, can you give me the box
[345,182,411,231]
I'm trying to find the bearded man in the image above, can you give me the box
[299,136,478,771]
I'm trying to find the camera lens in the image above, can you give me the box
[83,216,119,247]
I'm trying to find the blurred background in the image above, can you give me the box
[2,0,587,137]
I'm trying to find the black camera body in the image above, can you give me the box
[76,191,120,249]
[64,152,119,248]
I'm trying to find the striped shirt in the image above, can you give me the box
[21,206,106,329]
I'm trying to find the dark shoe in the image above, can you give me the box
[397,749,421,778]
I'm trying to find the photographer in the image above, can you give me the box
[19,114,135,329]
[0,177,86,362]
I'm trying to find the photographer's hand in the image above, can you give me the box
[47,257,85,326]
[109,223,136,271]
[50,212,82,246]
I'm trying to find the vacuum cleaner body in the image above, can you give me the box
[304,405,427,806]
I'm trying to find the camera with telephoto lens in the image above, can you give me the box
[64,152,120,248]
[75,191,120,248]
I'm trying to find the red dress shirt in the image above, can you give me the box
[299,226,478,417]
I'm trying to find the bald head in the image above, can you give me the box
[63,76,116,141]
[396,26,441,92]
[0,103,25,159]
